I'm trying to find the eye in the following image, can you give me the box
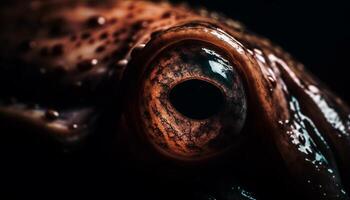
[123,23,248,161]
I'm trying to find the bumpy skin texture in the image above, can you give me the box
[0,1,350,199]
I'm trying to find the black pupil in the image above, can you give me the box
[169,79,225,120]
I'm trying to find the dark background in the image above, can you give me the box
[173,0,350,103]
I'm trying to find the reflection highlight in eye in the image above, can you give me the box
[203,47,231,80]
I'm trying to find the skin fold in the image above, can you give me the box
[0,0,349,199]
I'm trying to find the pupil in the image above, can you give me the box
[169,79,225,120]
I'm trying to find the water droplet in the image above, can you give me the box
[117,59,128,68]
[45,109,59,121]
[131,43,146,57]
[86,16,107,28]
[77,59,98,71]
[308,85,319,93]
[267,75,277,91]
[70,124,79,130]
[278,120,284,126]
[75,81,83,87]
[39,68,47,74]
[135,43,146,49]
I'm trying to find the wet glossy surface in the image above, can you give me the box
[0,1,349,199]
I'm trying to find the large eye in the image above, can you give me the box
[123,23,248,161]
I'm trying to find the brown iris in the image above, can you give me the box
[126,40,248,161]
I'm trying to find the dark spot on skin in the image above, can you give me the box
[81,32,91,40]
[128,4,135,10]
[132,20,148,30]
[175,14,187,20]
[99,32,109,40]
[86,16,106,28]
[88,38,95,44]
[161,11,172,19]
[40,47,49,56]
[45,109,60,121]
[18,40,37,53]
[109,18,117,24]
[135,8,145,14]
[77,59,98,71]
[113,28,126,37]
[95,45,106,53]
[75,42,82,48]
[126,13,134,19]
[52,44,64,56]
[70,35,77,41]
